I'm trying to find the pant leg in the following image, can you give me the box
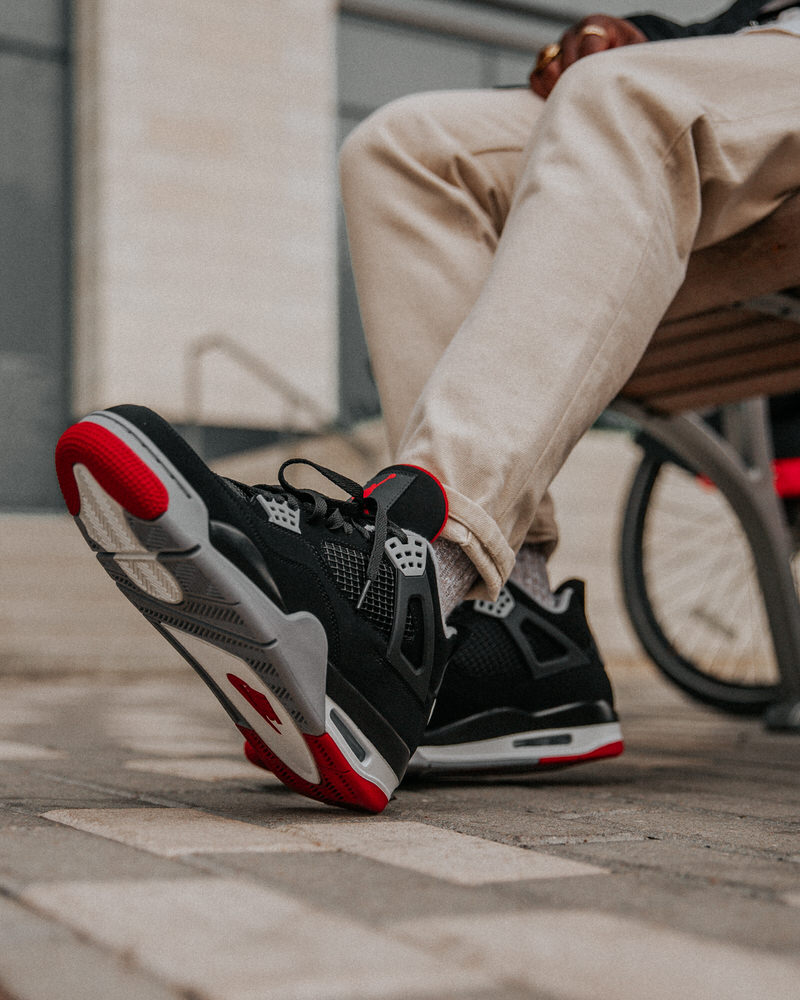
[339,87,559,555]
[393,32,800,598]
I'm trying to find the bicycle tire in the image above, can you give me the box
[620,446,783,715]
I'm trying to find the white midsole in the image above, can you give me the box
[408,722,622,773]
[324,697,398,799]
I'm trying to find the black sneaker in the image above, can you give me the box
[407,580,623,775]
[55,405,453,812]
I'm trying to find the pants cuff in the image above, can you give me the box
[439,487,516,601]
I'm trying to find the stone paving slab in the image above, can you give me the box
[21,877,500,1000]
[392,908,800,1000]
[0,895,182,1000]
[0,662,798,1000]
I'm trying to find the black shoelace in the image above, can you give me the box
[241,459,408,609]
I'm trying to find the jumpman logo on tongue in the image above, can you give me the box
[363,473,397,499]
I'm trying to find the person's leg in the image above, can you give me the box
[340,87,541,455]
[341,89,619,775]
[394,32,800,598]
[340,87,558,603]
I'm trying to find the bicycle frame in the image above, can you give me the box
[610,396,800,730]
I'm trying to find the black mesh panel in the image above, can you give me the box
[322,541,396,638]
[450,618,525,682]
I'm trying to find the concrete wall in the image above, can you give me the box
[72,0,338,431]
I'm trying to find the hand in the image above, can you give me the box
[529,14,647,99]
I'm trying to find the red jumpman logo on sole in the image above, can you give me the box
[227,674,282,734]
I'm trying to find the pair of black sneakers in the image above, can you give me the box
[55,405,623,812]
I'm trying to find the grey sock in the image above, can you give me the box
[509,543,560,611]
[431,538,477,619]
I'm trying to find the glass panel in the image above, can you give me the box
[494,50,537,87]
[0,4,69,508]
[0,0,66,48]
[339,16,485,114]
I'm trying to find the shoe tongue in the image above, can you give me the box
[363,464,448,542]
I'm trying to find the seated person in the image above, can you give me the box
[55,2,800,810]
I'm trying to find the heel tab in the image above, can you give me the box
[363,464,448,541]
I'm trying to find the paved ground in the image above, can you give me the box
[2,429,799,999]
[1,657,798,1000]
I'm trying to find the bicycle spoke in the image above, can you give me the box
[628,454,783,697]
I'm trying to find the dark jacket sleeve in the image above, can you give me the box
[627,0,765,40]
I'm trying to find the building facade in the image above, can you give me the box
[1,0,723,509]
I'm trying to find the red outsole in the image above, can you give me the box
[539,739,625,767]
[55,421,169,520]
[239,727,389,814]
[244,738,274,772]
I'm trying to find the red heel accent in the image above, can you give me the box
[541,739,625,768]
[55,421,169,519]
[240,727,390,813]
[244,739,273,773]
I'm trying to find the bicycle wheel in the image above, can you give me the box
[620,444,787,714]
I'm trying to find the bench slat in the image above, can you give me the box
[620,192,800,413]
[632,313,799,375]
[632,368,800,414]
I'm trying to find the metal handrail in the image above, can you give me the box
[183,333,378,462]
[339,0,565,50]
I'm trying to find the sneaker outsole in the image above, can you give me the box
[406,722,624,776]
[244,725,624,780]
[55,412,394,813]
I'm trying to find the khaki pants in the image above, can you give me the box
[340,31,800,598]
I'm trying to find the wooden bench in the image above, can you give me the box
[612,190,800,730]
